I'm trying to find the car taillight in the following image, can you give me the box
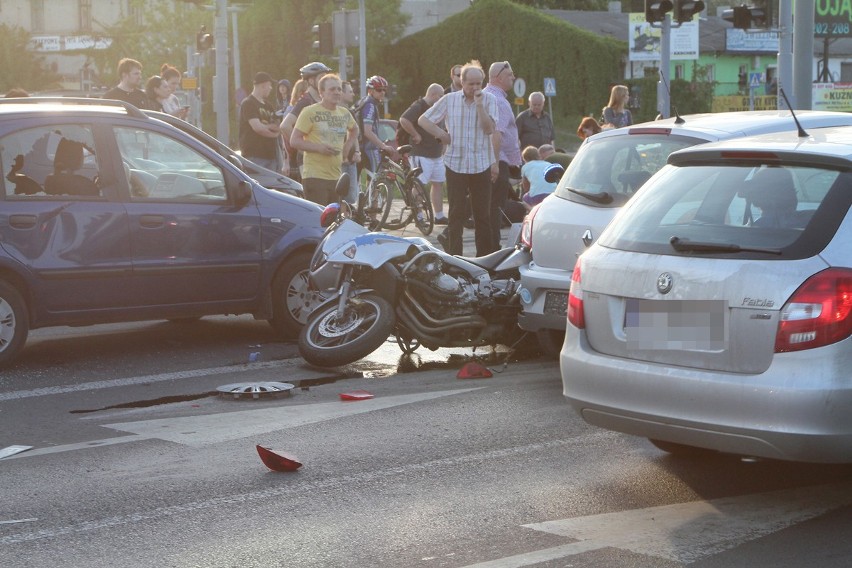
[320,203,340,228]
[568,262,585,329]
[520,203,541,249]
[775,268,852,352]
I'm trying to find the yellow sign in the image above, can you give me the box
[514,97,524,105]
[812,83,852,112]
[181,77,198,90]
[711,95,777,112]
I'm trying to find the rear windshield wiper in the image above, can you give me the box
[669,236,782,255]
[567,187,613,204]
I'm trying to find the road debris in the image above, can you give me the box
[456,361,493,379]
[0,445,33,460]
[256,445,303,472]
[339,390,375,401]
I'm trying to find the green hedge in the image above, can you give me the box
[379,0,624,122]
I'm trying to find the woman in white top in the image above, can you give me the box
[160,63,189,120]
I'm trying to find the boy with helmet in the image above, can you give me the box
[280,61,333,178]
[360,75,396,173]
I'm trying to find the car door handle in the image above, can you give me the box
[9,214,37,229]
[139,215,166,229]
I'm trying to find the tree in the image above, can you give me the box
[0,25,59,93]
[509,0,610,8]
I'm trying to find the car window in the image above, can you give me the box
[598,164,852,260]
[555,133,703,208]
[114,126,227,202]
[1,124,102,199]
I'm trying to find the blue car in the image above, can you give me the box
[0,97,325,366]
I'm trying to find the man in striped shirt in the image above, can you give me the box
[419,60,498,256]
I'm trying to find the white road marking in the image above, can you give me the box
[0,437,577,545]
[103,389,482,447]
[462,480,852,567]
[0,359,308,401]
[2,434,150,460]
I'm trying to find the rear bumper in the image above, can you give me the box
[518,262,570,332]
[561,326,852,463]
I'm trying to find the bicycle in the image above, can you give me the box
[363,146,434,236]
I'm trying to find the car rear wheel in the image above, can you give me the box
[269,251,322,340]
[0,281,29,367]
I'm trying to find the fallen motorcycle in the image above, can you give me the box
[298,174,532,368]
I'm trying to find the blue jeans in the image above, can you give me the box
[341,161,359,204]
[245,156,278,173]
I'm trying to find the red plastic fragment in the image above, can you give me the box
[339,390,375,401]
[256,445,303,472]
[457,361,493,379]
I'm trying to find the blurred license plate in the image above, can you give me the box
[624,299,728,350]
[544,291,568,316]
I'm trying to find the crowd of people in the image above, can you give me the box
[82,56,635,255]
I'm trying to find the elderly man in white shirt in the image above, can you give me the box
[419,60,498,256]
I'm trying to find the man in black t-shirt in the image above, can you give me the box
[399,83,447,223]
[238,72,284,172]
[102,58,148,109]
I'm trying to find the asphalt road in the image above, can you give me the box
[3,314,852,567]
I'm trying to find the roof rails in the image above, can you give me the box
[0,97,148,119]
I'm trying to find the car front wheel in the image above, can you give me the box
[269,251,323,339]
[0,281,29,367]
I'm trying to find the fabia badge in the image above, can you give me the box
[657,272,673,294]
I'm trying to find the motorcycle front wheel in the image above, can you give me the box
[298,294,394,367]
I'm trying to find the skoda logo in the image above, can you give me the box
[657,272,673,294]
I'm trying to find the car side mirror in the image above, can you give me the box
[335,173,351,198]
[544,164,565,183]
[234,180,252,208]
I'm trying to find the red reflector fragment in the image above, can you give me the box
[339,390,375,401]
[457,361,493,379]
[256,445,303,472]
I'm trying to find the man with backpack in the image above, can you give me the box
[357,75,396,173]
[399,83,447,224]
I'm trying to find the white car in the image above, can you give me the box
[561,124,852,463]
[517,111,852,355]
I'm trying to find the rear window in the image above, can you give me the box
[554,133,704,208]
[598,163,852,260]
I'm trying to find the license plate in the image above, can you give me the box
[544,291,568,316]
[624,299,728,351]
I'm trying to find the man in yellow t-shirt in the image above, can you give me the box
[291,74,358,205]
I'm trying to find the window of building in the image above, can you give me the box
[31,0,45,33]
[674,64,684,80]
[80,0,93,32]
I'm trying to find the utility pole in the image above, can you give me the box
[792,0,814,109]
[656,14,672,118]
[359,0,367,99]
[777,0,792,109]
[214,0,230,145]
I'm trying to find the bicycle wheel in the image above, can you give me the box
[364,180,390,231]
[381,179,409,231]
[408,178,434,236]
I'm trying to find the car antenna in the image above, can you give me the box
[658,69,685,125]
[778,88,808,138]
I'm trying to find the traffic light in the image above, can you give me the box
[722,5,765,30]
[196,25,213,52]
[645,0,673,24]
[673,0,704,24]
[312,22,333,55]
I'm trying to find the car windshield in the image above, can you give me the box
[555,133,703,208]
[598,163,852,260]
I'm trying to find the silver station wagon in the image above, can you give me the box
[560,124,852,463]
[519,111,852,356]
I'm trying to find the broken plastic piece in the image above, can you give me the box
[256,445,303,472]
[248,351,261,362]
[0,445,33,460]
[339,390,375,401]
[457,361,493,379]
